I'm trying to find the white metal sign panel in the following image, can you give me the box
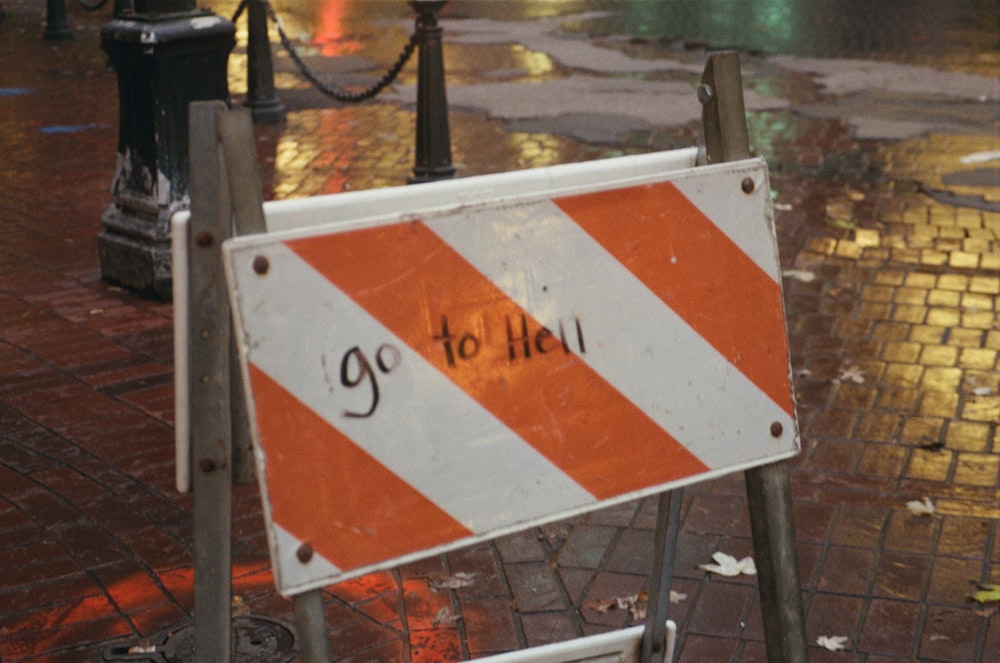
[223,154,798,596]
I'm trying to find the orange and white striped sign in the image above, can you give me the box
[224,155,798,596]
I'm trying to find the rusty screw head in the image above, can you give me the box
[741,177,756,194]
[195,231,214,248]
[199,459,216,473]
[770,421,783,438]
[252,255,270,275]
[296,543,314,563]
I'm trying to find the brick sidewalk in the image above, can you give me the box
[2,1,999,662]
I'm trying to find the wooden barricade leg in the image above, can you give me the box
[188,100,236,663]
[186,102,288,663]
[216,104,270,487]
[699,51,809,662]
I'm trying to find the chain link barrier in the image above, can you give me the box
[232,0,418,103]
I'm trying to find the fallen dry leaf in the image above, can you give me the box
[431,606,460,626]
[698,552,756,577]
[584,591,648,620]
[906,497,935,516]
[816,635,849,651]
[970,584,1000,604]
[231,595,251,617]
[782,269,817,283]
[428,572,477,590]
[972,604,998,618]
[127,641,156,655]
[835,363,865,385]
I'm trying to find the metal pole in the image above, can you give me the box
[408,0,455,183]
[745,462,809,662]
[245,0,286,123]
[640,489,683,663]
[294,590,333,663]
[43,0,72,39]
[699,50,809,663]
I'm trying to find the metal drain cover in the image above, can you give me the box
[92,616,297,663]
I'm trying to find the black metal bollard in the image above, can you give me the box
[408,0,454,183]
[245,0,286,123]
[43,0,72,39]
[98,0,235,298]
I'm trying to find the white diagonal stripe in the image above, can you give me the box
[226,241,595,535]
[424,199,796,469]
[670,161,781,280]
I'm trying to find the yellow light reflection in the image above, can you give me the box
[511,45,555,78]
[879,134,1000,205]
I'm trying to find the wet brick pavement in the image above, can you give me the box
[1,1,999,662]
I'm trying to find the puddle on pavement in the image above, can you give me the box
[877,133,1000,206]
[440,42,567,85]
[254,104,605,199]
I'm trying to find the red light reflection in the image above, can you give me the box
[315,0,363,57]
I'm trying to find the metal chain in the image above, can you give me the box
[232,0,418,103]
[78,0,109,10]
[231,0,248,23]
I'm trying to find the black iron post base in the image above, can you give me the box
[97,204,175,300]
[247,97,287,124]
[99,7,234,298]
[43,0,72,39]
[245,0,286,124]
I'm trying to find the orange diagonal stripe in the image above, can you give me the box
[555,182,794,416]
[249,364,472,572]
[286,221,710,499]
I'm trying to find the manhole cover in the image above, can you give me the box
[92,616,297,663]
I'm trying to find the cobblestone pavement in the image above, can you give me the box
[1,1,999,662]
